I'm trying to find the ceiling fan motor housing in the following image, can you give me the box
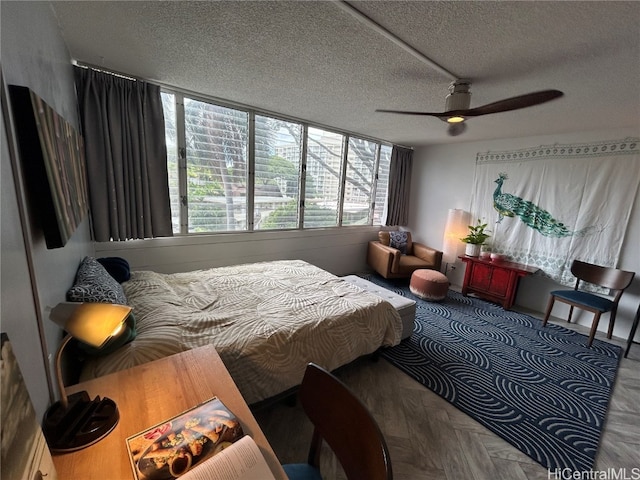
[445,80,471,111]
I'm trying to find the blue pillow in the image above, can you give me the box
[97,256,131,283]
[389,231,408,254]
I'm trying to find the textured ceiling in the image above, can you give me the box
[51,1,640,146]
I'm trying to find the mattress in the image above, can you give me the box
[341,275,416,340]
[80,260,402,405]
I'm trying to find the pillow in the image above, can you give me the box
[97,256,131,283]
[67,256,128,305]
[389,231,408,254]
[76,312,137,357]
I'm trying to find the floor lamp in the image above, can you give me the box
[42,302,131,452]
[442,208,470,274]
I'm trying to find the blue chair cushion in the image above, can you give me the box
[282,463,323,480]
[551,290,614,312]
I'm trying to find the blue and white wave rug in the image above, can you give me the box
[367,276,621,473]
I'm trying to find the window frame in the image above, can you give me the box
[162,87,393,235]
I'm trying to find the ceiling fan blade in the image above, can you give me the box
[375,108,447,118]
[463,90,563,117]
[376,90,562,118]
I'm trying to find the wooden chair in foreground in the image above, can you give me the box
[282,363,393,480]
[542,259,635,347]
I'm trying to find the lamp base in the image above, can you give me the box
[42,391,119,453]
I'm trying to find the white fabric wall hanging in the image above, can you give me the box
[470,138,639,286]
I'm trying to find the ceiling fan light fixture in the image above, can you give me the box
[447,122,467,136]
[447,116,465,123]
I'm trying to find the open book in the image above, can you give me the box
[178,435,275,480]
[126,397,275,480]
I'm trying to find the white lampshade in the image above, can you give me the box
[442,209,471,265]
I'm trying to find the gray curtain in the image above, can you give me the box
[74,66,172,241]
[385,146,413,226]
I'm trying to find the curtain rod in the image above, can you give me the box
[73,61,411,149]
[74,61,139,81]
[393,144,415,151]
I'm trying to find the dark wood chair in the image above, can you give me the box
[624,303,640,358]
[542,259,635,347]
[282,363,393,480]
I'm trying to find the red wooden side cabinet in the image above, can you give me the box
[459,256,538,310]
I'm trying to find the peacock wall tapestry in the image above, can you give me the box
[470,137,639,286]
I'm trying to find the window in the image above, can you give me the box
[255,115,303,230]
[161,92,180,232]
[162,90,392,234]
[184,98,248,232]
[343,137,377,226]
[304,127,344,228]
[374,145,392,226]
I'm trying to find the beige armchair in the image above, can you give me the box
[367,231,443,279]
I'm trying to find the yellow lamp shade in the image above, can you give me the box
[50,302,132,348]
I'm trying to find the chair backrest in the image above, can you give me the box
[298,363,392,480]
[571,260,635,293]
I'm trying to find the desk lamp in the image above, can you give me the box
[42,302,132,452]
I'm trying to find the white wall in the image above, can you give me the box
[95,226,383,275]
[1,2,94,419]
[409,128,640,342]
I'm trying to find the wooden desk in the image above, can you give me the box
[459,255,538,309]
[52,345,287,480]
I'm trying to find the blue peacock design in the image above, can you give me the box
[493,173,590,238]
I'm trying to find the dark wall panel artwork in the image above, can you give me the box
[8,85,88,249]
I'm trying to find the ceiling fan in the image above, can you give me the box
[376,80,564,136]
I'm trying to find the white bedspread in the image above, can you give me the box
[80,260,401,404]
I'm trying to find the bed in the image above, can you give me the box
[77,259,402,405]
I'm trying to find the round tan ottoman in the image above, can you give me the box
[410,269,449,301]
